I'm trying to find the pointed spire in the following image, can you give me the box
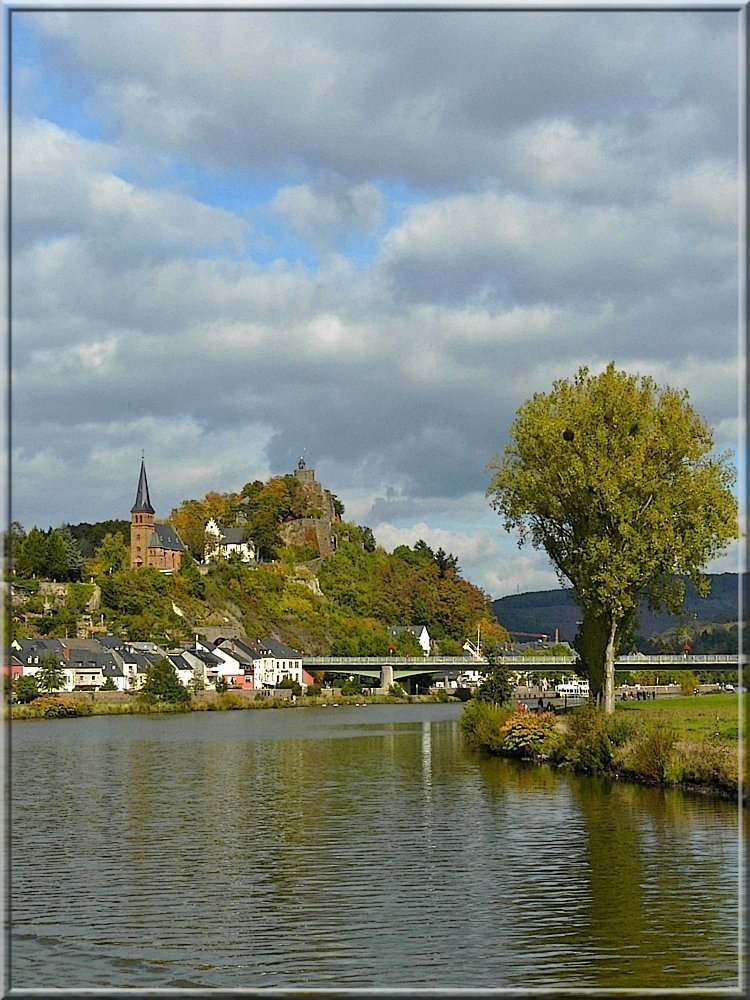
[131,458,155,514]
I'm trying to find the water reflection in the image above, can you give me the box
[473,756,740,989]
[10,706,740,991]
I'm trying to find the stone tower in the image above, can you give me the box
[130,458,155,569]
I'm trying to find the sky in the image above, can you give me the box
[8,5,745,599]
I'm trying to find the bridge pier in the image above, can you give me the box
[380,664,394,691]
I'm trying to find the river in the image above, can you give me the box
[8,702,742,992]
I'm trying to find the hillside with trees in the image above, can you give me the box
[7,512,507,656]
[492,572,740,653]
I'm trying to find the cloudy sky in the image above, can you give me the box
[9,6,744,598]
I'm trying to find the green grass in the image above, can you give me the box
[616,692,743,743]
[7,690,448,720]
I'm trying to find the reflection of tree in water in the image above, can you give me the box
[570,776,739,989]
[476,754,559,797]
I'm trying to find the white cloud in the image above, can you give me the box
[272,180,383,249]
[658,160,739,230]
[9,9,743,602]
[508,118,630,196]
[12,117,247,261]
[377,186,737,307]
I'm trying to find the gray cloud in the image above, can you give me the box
[10,9,742,596]
[272,179,383,251]
[26,10,737,185]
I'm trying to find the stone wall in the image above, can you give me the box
[279,517,335,558]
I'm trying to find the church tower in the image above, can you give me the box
[130,458,155,569]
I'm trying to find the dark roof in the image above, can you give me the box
[217,638,260,664]
[131,459,155,514]
[259,637,301,659]
[186,647,223,666]
[12,638,66,663]
[13,638,65,653]
[101,662,125,678]
[126,641,168,657]
[67,647,118,670]
[149,524,185,552]
[115,649,152,672]
[97,634,127,649]
[220,527,247,545]
[63,637,107,653]
[167,653,193,672]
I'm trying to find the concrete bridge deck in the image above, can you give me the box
[301,653,743,682]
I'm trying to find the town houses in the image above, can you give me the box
[9,632,309,694]
[6,455,434,697]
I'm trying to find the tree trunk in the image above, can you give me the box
[603,619,618,714]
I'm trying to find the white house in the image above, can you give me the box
[204,519,256,564]
[166,652,198,689]
[194,638,248,688]
[179,646,225,689]
[12,638,75,691]
[387,625,431,656]
[215,637,258,689]
[250,637,304,689]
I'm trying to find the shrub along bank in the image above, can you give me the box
[9,689,450,720]
[460,694,744,800]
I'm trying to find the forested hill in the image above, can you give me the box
[492,573,740,649]
[9,522,509,656]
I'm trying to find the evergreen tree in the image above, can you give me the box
[142,656,190,703]
[15,527,49,579]
[46,530,70,581]
[477,648,515,706]
[36,652,67,694]
[56,524,84,581]
[5,521,26,565]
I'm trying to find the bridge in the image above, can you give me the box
[301,653,743,689]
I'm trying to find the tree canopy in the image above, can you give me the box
[486,363,738,713]
[14,526,84,582]
[142,656,190,703]
[36,652,67,694]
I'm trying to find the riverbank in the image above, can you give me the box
[7,689,449,720]
[11,699,739,990]
[460,694,745,801]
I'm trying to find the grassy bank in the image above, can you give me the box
[7,690,450,720]
[460,693,745,800]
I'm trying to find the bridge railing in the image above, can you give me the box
[301,653,741,669]
[615,654,741,664]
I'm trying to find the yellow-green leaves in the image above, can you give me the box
[486,362,739,711]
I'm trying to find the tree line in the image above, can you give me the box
[6,512,507,657]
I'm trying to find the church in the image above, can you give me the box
[130,459,186,572]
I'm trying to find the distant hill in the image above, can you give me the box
[492,573,740,644]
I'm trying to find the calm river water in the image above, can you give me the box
[8,702,742,992]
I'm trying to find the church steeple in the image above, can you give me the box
[131,458,155,514]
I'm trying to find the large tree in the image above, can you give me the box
[486,363,738,713]
[14,526,49,579]
[36,652,67,694]
[142,656,190,703]
[90,531,130,576]
[477,647,515,706]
